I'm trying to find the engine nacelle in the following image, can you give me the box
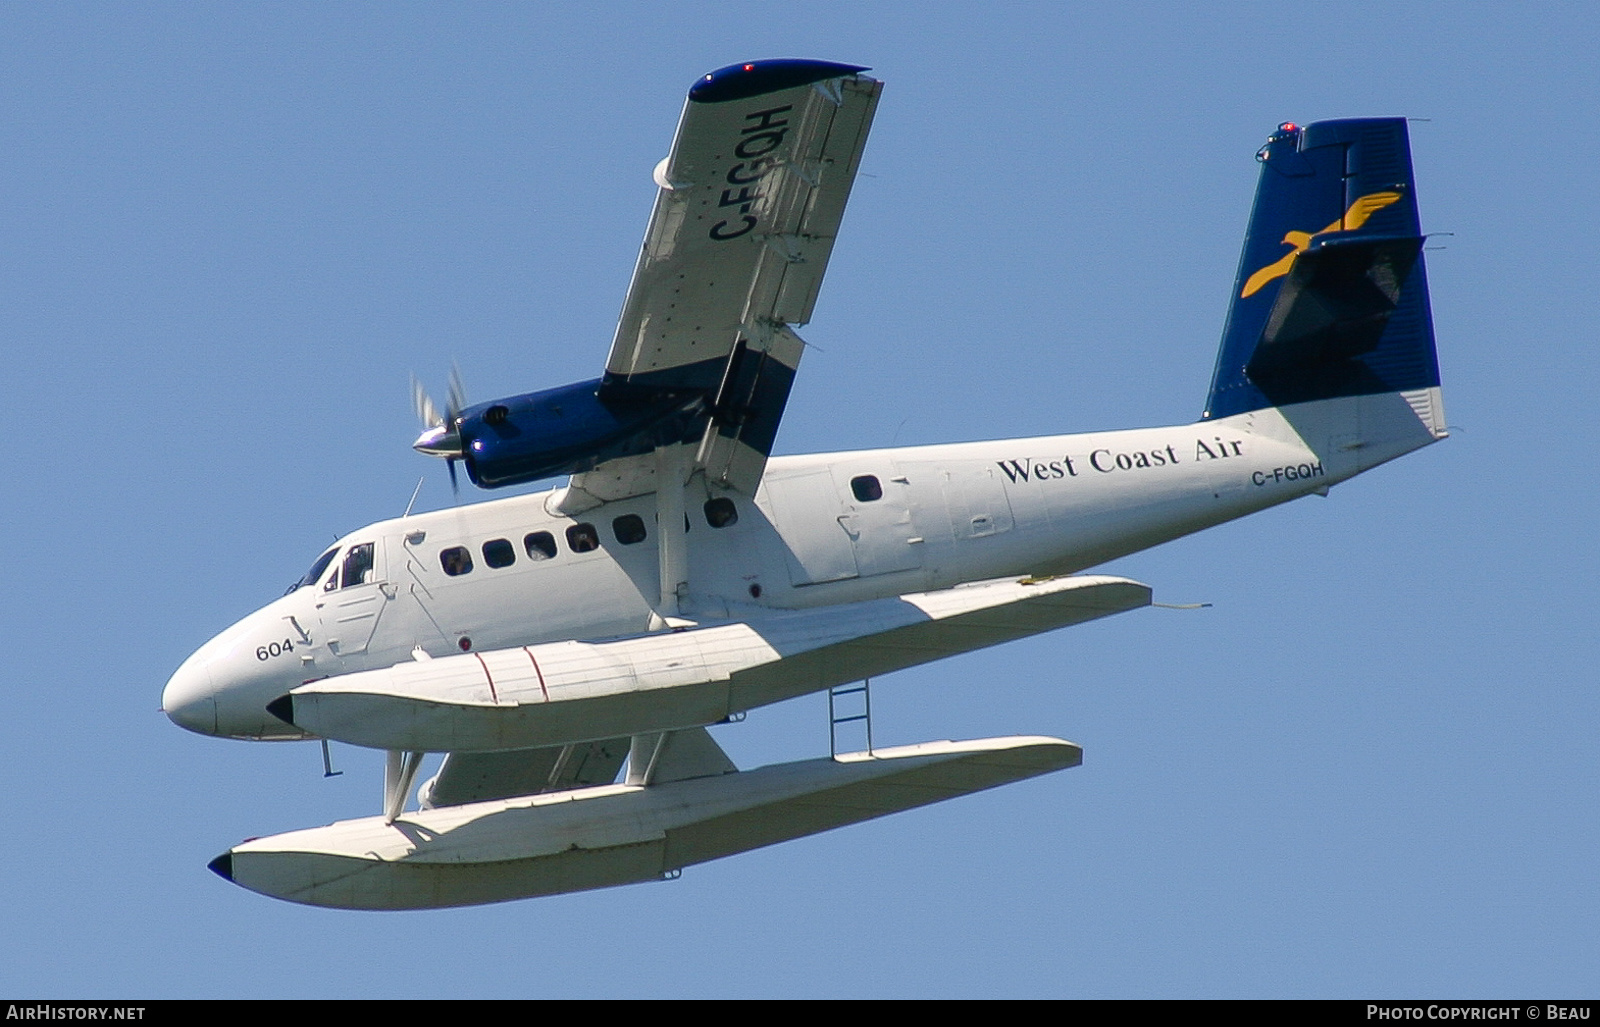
[456,377,708,489]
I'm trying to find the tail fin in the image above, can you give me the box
[1203,118,1441,421]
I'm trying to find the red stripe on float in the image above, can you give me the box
[523,647,550,702]
[472,652,498,703]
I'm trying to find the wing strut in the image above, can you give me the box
[648,443,693,630]
[383,749,424,824]
[626,732,668,786]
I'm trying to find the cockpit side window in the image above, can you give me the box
[340,543,376,588]
[288,547,339,595]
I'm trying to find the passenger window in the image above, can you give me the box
[440,546,474,576]
[482,538,515,569]
[524,531,557,561]
[340,543,375,588]
[704,497,738,528]
[851,475,883,502]
[566,523,599,553]
[613,514,647,545]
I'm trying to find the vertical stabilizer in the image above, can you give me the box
[1204,119,1441,423]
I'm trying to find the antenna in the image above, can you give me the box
[402,477,425,518]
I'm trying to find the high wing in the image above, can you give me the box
[563,59,881,506]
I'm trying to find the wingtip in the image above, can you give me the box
[689,59,870,104]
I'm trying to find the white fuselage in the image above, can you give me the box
[161,390,1443,741]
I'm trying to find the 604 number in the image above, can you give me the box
[257,639,295,661]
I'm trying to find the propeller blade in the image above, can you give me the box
[447,363,467,423]
[410,367,468,489]
[411,374,441,429]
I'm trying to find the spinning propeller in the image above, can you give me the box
[411,365,467,495]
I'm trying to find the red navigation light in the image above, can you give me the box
[743,63,754,71]
[1279,122,1299,132]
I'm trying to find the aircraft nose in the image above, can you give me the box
[162,655,219,736]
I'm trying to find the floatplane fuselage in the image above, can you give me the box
[164,399,1438,744]
[162,61,1444,909]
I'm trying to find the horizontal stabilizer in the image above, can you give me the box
[274,574,1150,753]
[211,735,1081,910]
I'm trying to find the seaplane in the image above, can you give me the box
[162,59,1447,910]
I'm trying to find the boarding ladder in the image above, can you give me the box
[828,679,874,759]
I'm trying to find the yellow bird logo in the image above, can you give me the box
[1240,190,1403,298]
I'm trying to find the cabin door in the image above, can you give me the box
[314,538,390,656]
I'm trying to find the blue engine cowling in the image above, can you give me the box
[457,377,709,489]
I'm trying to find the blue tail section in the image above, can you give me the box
[1203,119,1440,420]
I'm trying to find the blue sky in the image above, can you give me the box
[4,2,1597,998]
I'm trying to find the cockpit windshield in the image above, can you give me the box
[286,547,340,595]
